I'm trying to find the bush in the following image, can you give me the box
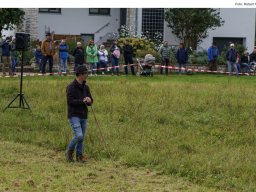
[236,44,246,55]
[189,50,208,65]
[18,40,37,66]
[217,55,226,65]
[118,37,161,63]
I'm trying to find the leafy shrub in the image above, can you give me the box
[217,55,226,65]
[236,44,246,55]
[118,37,161,63]
[189,50,208,65]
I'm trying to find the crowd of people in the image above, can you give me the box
[27,33,190,76]
[208,42,256,76]
[34,33,127,76]
[0,36,18,76]
[2,32,256,76]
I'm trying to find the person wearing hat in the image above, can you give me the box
[41,32,55,75]
[1,36,11,75]
[226,43,238,76]
[73,42,85,72]
[66,64,93,163]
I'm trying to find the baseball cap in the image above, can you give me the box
[230,43,234,47]
[46,32,51,36]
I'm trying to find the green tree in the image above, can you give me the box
[0,8,25,37]
[165,8,224,49]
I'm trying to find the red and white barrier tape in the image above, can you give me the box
[0,64,254,77]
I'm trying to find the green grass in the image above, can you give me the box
[1,74,256,191]
[0,140,220,191]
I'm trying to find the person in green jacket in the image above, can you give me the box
[86,40,98,76]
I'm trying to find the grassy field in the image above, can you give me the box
[0,74,256,191]
[0,140,220,191]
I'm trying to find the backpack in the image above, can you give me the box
[113,49,120,59]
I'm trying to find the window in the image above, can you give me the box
[89,8,110,16]
[142,8,164,40]
[39,8,61,14]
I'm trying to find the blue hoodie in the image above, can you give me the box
[208,46,219,61]
[59,44,69,59]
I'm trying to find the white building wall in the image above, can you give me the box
[199,8,255,52]
[38,8,120,42]
[164,20,179,46]
[164,8,256,52]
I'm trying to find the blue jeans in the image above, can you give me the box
[227,61,238,75]
[241,62,249,73]
[99,60,107,72]
[237,63,241,74]
[89,63,97,74]
[68,117,87,157]
[111,57,119,75]
[36,58,42,72]
[178,63,186,74]
[11,58,17,73]
[59,58,67,74]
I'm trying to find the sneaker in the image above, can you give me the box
[245,73,249,76]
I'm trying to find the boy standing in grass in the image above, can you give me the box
[66,65,93,163]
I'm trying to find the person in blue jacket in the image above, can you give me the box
[59,40,69,75]
[226,43,238,76]
[34,44,43,72]
[207,42,220,71]
[176,43,188,75]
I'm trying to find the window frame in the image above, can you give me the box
[39,8,61,14]
[89,8,110,16]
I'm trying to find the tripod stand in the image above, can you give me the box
[3,50,32,112]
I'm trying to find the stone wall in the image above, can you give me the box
[17,8,39,40]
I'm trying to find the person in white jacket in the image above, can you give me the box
[97,44,108,75]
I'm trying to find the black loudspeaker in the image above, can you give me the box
[15,33,30,50]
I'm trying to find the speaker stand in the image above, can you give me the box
[3,50,32,112]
